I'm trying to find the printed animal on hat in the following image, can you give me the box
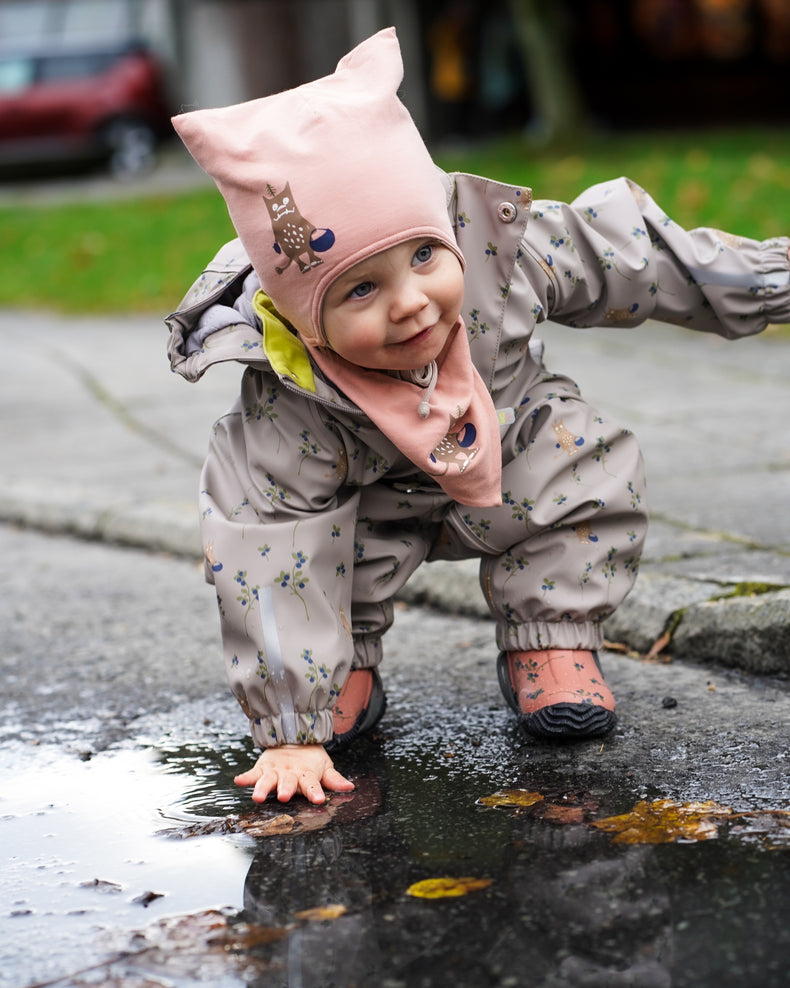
[263,182,335,274]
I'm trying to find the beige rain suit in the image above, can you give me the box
[167,173,790,748]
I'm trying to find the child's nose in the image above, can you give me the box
[390,280,429,321]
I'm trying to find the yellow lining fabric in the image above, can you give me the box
[252,289,316,393]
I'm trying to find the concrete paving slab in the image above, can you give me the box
[2,309,789,677]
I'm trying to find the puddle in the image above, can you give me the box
[2,727,790,988]
[0,744,253,988]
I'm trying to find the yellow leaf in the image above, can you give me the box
[591,799,733,844]
[476,789,544,808]
[293,904,347,921]
[406,877,493,899]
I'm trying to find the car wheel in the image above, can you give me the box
[102,118,157,178]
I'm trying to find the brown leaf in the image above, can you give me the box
[162,808,326,840]
[238,813,296,836]
[729,811,790,847]
[601,639,630,654]
[208,919,290,950]
[539,803,586,825]
[645,629,671,660]
[476,789,544,809]
[293,904,348,921]
[591,799,733,844]
[406,877,493,899]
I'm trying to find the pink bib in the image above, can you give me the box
[309,322,502,507]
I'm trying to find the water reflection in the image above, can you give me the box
[210,746,673,987]
[4,732,787,988]
[158,738,790,988]
[0,744,252,988]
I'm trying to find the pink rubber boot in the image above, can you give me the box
[326,668,386,753]
[497,649,616,739]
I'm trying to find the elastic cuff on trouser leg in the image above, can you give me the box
[496,620,605,653]
[351,635,383,670]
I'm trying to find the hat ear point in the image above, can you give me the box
[336,27,403,90]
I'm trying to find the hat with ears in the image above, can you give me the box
[171,28,464,346]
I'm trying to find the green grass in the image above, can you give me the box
[0,187,236,315]
[2,126,790,315]
[434,127,790,238]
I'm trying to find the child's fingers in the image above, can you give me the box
[233,767,263,787]
[296,771,329,804]
[232,746,349,804]
[275,771,300,803]
[321,765,356,792]
[251,769,279,803]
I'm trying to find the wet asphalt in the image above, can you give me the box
[1,157,789,987]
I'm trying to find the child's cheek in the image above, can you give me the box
[344,318,384,354]
[326,319,382,364]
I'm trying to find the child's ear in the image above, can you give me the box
[297,326,326,348]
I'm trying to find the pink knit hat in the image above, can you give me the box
[171,28,463,345]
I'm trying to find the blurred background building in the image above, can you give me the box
[1,0,789,146]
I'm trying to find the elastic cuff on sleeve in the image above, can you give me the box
[251,708,335,748]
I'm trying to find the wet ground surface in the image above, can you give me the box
[2,525,790,987]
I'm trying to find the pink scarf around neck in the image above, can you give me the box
[308,322,503,507]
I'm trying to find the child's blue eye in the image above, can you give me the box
[350,281,373,299]
[413,244,433,264]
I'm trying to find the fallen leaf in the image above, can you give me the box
[293,904,348,921]
[238,813,295,836]
[208,918,290,950]
[133,890,165,908]
[645,629,671,660]
[406,877,493,899]
[92,909,286,983]
[601,639,630,654]
[539,803,586,825]
[730,811,790,847]
[591,799,733,844]
[159,817,237,838]
[476,789,544,809]
[80,878,123,894]
[161,808,331,840]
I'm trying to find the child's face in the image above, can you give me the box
[321,239,465,371]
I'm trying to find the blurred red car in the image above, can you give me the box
[0,39,173,177]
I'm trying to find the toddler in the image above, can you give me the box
[168,29,790,805]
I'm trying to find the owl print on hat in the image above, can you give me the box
[263,182,336,274]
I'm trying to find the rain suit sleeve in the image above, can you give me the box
[167,257,367,750]
[200,370,362,750]
[519,176,790,338]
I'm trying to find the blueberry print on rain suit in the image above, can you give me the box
[166,173,790,750]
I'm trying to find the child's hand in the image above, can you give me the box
[234,743,355,804]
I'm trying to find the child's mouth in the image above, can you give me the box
[398,325,434,346]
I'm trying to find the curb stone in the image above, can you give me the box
[401,560,790,678]
[3,490,789,680]
[0,485,201,560]
[672,588,790,675]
